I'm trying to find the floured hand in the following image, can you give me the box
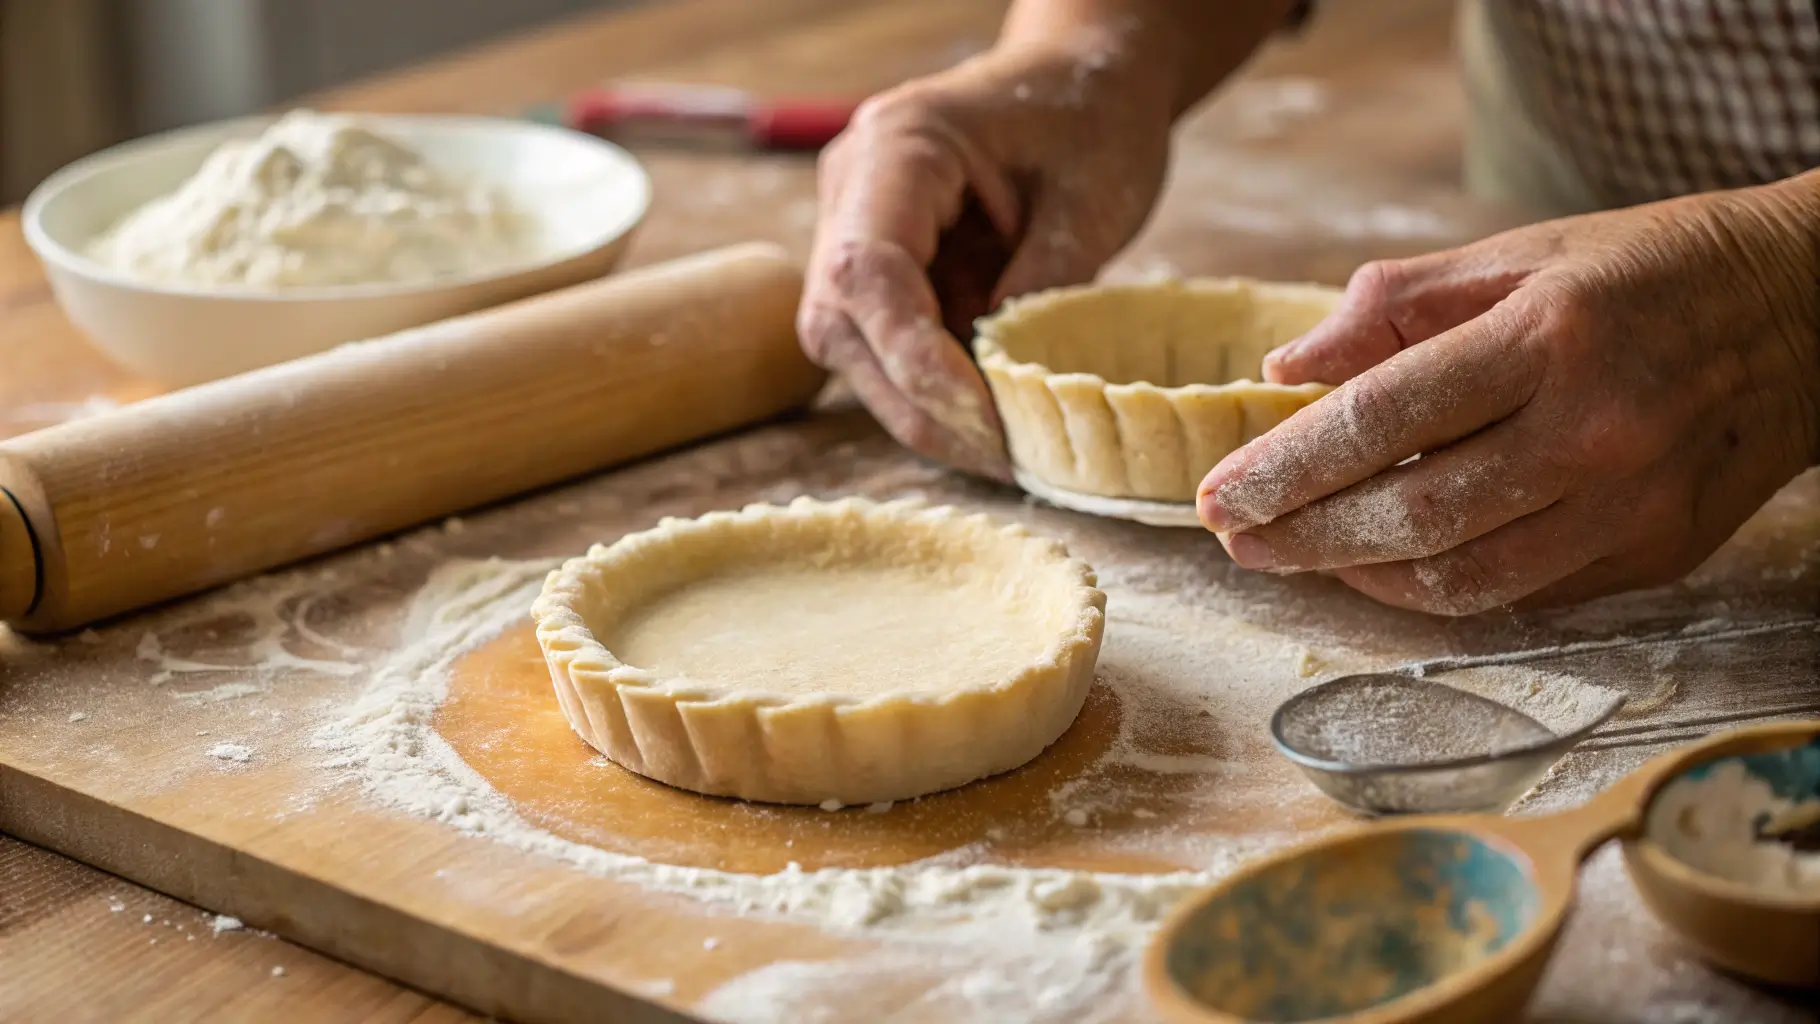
[1197,174,1820,615]
[798,38,1176,480]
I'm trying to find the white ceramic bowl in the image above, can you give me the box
[23,113,651,387]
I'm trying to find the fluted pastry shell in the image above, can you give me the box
[531,496,1106,805]
[974,278,1341,502]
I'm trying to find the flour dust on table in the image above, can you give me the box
[315,558,1238,926]
[308,543,1629,1023]
[10,444,1807,1022]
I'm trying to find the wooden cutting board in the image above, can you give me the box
[1,408,1816,1023]
[3,2,1817,1020]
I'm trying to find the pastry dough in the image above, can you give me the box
[974,278,1342,502]
[531,496,1106,805]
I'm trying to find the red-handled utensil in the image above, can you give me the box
[527,83,857,151]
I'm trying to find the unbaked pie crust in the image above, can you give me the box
[531,496,1106,805]
[974,278,1342,503]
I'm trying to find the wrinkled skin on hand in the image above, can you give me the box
[1198,179,1820,615]
[798,47,1174,480]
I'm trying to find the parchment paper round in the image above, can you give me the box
[1013,468,1205,529]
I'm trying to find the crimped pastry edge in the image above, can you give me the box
[974,277,1339,502]
[530,495,1106,805]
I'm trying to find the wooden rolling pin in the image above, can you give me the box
[0,242,826,634]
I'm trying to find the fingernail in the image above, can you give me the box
[1262,344,1295,374]
[1197,487,1240,533]
[1226,533,1276,571]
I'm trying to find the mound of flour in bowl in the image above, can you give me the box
[88,109,530,289]
[1646,755,1820,895]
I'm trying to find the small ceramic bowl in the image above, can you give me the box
[23,113,650,387]
[1147,826,1558,1024]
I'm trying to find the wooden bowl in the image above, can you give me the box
[1145,720,1820,1023]
[1145,824,1566,1024]
[1620,720,1820,989]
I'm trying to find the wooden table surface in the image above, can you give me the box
[0,1,1815,1022]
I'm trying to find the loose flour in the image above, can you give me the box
[311,558,1261,935]
[88,110,531,289]
[303,542,1640,1022]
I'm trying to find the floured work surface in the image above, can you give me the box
[0,411,1817,1024]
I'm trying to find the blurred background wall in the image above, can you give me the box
[0,0,642,203]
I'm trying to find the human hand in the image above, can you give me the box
[1197,176,1820,614]
[798,42,1176,479]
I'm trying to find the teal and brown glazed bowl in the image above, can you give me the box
[1146,825,1561,1024]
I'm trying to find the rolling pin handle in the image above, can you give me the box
[0,485,41,621]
